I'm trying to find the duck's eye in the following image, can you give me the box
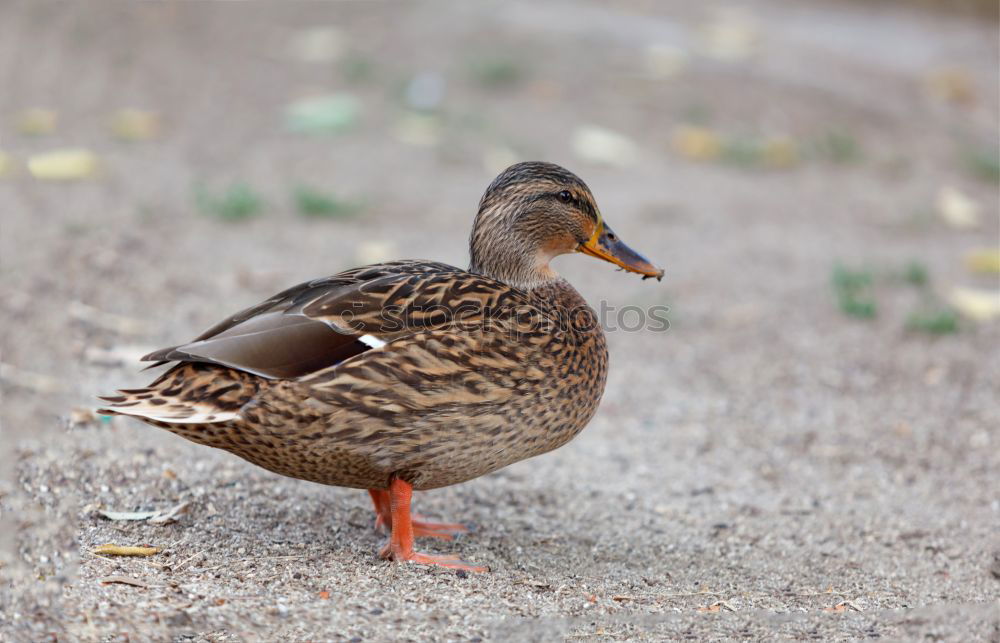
[557,190,573,203]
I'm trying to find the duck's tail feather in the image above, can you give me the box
[97,363,259,425]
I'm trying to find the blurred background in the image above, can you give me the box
[1,0,997,639]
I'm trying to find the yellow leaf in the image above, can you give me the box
[92,544,160,557]
[0,150,13,177]
[925,68,975,105]
[699,8,759,61]
[28,148,100,180]
[965,249,1000,274]
[110,109,161,141]
[672,125,721,161]
[17,108,57,135]
[762,136,798,168]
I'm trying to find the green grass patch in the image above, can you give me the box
[838,296,877,319]
[720,138,762,167]
[962,145,1000,184]
[832,264,873,292]
[832,260,963,332]
[293,185,364,218]
[907,308,959,335]
[680,103,713,125]
[341,54,375,84]
[832,264,877,319]
[468,56,524,88]
[196,183,263,221]
[901,261,929,287]
[813,131,862,164]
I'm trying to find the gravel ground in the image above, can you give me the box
[2,1,998,640]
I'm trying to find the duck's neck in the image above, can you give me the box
[468,247,558,292]
[468,201,561,291]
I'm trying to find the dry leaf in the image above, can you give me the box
[318,590,331,600]
[148,502,191,524]
[93,544,160,557]
[110,109,161,141]
[698,600,736,613]
[572,125,638,168]
[0,150,13,177]
[98,502,190,525]
[70,407,97,427]
[948,287,1000,322]
[965,249,1000,274]
[100,575,156,588]
[99,509,159,521]
[17,108,57,135]
[672,125,721,161]
[28,148,99,180]
[287,26,344,63]
[699,8,759,61]
[925,68,975,105]
[393,112,440,147]
[824,600,862,613]
[644,44,687,79]
[762,136,798,168]
[936,186,980,229]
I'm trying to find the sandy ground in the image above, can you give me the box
[2,0,998,640]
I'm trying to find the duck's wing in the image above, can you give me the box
[142,260,532,379]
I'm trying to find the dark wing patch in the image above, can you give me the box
[187,261,453,342]
[140,260,519,380]
[144,311,371,379]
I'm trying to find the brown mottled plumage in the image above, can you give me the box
[99,162,663,570]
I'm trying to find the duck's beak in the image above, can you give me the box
[579,221,664,281]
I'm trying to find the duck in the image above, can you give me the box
[99,161,663,571]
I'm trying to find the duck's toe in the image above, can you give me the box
[379,543,487,572]
[411,517,469,540]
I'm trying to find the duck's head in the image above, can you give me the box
[469,162,663,290]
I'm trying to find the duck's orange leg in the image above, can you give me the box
[377,478,486,572]
[367,488,468,540]
[368,489,392,531]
